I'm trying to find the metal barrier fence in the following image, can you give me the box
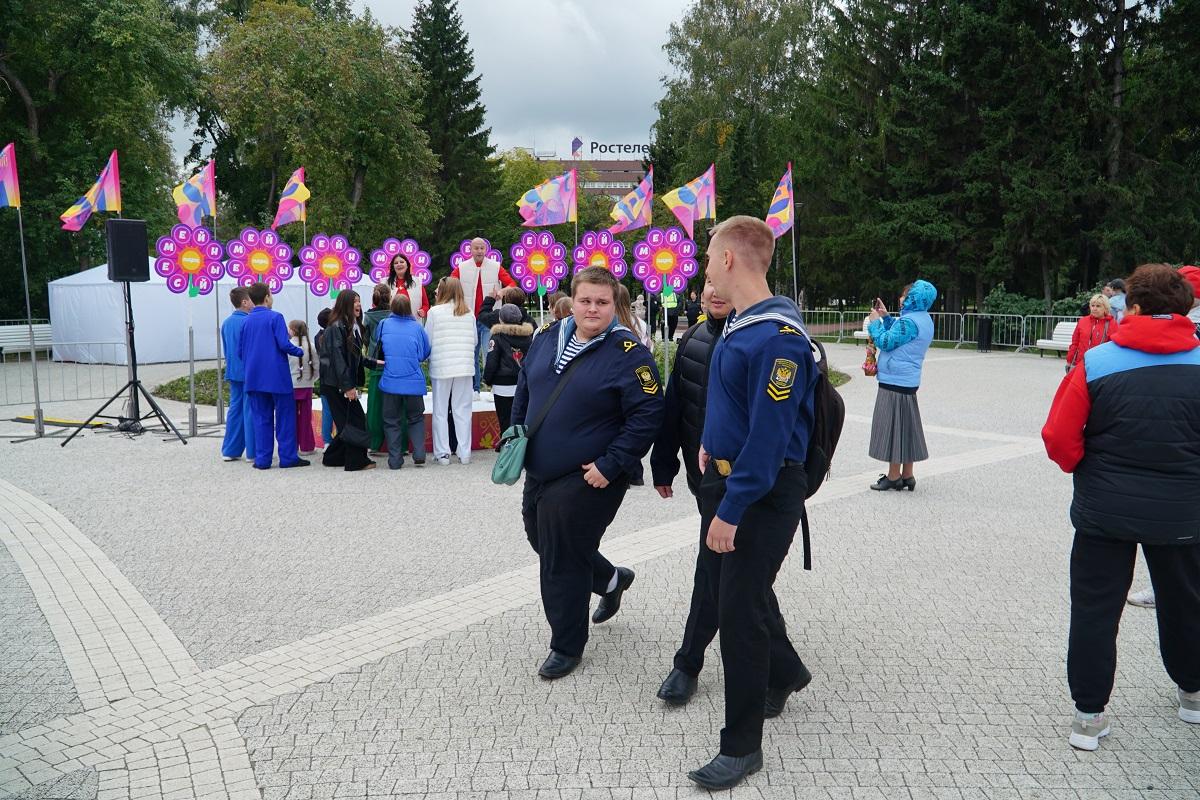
[1,342,128,406]
[800,309,1084,353]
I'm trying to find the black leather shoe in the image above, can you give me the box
[280,458,311,468]
[656,668,698,706]
[902,476,916,491]
[537,650,581,680]
[870,474,903,491]
[764,664,813,718]
[686,750,763,790]
[592,567,635,624]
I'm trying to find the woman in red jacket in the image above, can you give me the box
[1066,294,1117,370]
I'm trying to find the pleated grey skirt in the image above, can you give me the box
[869,386,929,464]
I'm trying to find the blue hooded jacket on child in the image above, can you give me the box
[867,279,937,389]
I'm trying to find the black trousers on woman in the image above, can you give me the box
[1068,532,1200,713]
[493,394,515,436]
[320,389,372,471]
[522,472,627,658]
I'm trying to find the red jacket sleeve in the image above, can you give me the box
[1067,317,1084,365]
[1042,361,1091,472]
[450,267,460,279]
[498,267,516,287]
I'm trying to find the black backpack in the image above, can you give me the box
[797,338,845,571]
[804,338,845,499]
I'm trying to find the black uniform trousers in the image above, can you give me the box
[320,389,372,471]
[522,471,628,658]
[1068,532,1200,713]
[700,462,808,757]
[673,492,793,679]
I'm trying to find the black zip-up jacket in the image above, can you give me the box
[484,322,534,387]
[317,321,378,393]
[650,315,727,494]
[513,319,664,483]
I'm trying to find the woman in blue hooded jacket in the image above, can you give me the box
[866,279,937,491]
[374,293,432,469]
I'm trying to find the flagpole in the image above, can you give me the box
[790,221,798,305]
[302,217,309,330]
[16,207,44,437]
[213,205,225,425]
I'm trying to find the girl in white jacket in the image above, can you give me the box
[424,277,477,464]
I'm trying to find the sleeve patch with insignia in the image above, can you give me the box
[767,358,797,401]
[622,340,637,353]
[634,365,660,395]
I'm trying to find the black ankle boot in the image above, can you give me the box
[870,474,903,491]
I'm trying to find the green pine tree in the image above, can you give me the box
[409,0,503,271]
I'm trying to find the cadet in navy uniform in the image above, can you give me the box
[687,216,819,790]
[512,267,664,680]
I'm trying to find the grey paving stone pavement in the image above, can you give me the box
[1,343,1197,799]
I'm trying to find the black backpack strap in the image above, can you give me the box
[527,357,582,439]
[800,506,812,571]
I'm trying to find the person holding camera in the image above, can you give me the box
[865,280,937,491]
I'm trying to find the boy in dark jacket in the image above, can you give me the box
[484,304,534,439]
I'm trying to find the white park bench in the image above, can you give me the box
[1035,321,1074,357]
[0,324,53,356]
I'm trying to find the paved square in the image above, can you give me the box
[1,343,1197,799]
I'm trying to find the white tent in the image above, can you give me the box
[48,260,362,364]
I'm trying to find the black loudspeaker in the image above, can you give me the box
[106,218,150,282]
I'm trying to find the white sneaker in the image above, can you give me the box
[436,456,450,466]
[458,456,471,465]
[1126,587,1155,608]
[1069,712,1110,751]
[222,455,239,462]
[1180,688,1200,724]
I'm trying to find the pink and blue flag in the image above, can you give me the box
[516,169,577,227]
[272,167,310,229]
[661,164,715,238]
[61,150,122,231]
[765,163,793,238]
[0,143,19,209]
[173,160,217,227]
[607,167,653,234]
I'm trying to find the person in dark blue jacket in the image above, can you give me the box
[686,216,819,791]
[220,287,255,462]
[239,283,307,469]
[375,292,431,470]
[512,266,664,681]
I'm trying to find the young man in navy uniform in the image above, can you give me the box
[512,267,664,680]
[687,216,819,789]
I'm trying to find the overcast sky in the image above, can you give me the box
[363,0,688,156]
[172,1,688,166]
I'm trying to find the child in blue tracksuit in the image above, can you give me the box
[240,283,306,469]
[220,287,255,461]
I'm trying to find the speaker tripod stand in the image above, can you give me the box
[62,282,187,447]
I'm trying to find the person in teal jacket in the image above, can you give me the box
[866,279,937,491]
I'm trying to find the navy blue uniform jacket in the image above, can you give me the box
[240,305,303,394]
[513,318,664,483]
[702,297,818,525]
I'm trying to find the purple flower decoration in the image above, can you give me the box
[298,233,363,297]
[449,238,503,270]
[510,231,568,295]
[155,224,224,296]
[225,227,294,293]
[369,238,433,287]
[572,230,628,278]
[632,226,699,294]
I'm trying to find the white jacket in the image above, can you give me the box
[455,257,503,312]
[424,303,477,379]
